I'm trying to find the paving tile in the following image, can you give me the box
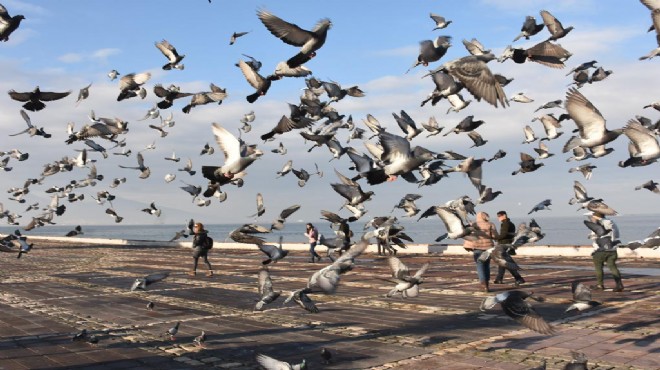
[0,243,657,369]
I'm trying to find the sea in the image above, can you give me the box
[1,214,658,246]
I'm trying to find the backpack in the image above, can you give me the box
[204,236,214,250]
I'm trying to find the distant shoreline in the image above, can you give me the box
[5,234,659,259]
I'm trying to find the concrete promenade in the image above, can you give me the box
[0,239,658,369]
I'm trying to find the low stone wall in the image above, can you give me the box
[3,234,659,259]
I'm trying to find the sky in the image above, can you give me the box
[0,0,658,231]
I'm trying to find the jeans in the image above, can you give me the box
[472,250,490,282]
[309,242,321,259]
[592,250,621,285]
[495,248,523,282]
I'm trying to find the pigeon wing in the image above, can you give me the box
[212,122,240,166]
[257,9,313,47]
[388,256,409,279]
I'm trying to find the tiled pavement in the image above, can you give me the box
[0,242,658,369]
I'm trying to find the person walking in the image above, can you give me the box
[493,211,525,286]
[305,223,322,262]
[588,212,624,292]
[190,222,214,277]
[463,211,497,292]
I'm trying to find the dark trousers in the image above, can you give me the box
[592,250,621,285]
[192,248,212,271]
[309,242,321,259]
[495,249,523,282]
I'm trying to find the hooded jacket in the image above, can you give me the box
[463,212,496,250]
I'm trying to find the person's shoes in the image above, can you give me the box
[514,279,525,287]
[492,280,504,284]
[590,284,605,290]
[188,271,196,276]
[206,271,213,277]
[613,282,624,292]
[480,281,490,293]
[309,258,316,263]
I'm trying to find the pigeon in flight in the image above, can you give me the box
[229,30,249,45]
[237,59,278,103]
[8,86,71,112]
[257,9,332,68]
[0,4,25,42]
[118,152,150,179]
[528,199,551,214]
[255,353,306,370]
[255,267,281,311]
[75,83,92,106]
[623,226,660,250]
[565,281,601,312]
[407,36,452,72]
[182,83,227,113]
[430,13,452,30]
[634,180,659,193]
[540,10,574,41]
[438,53,508,108]
[130,272,169,291]
[270,205,301,231]
[116,72,151,101]
[386,257,430,298]
[9,110,51,138]
[512,15,545,42]
[480,290,556,335]
[141,202,161,217]
[155,39,185,70]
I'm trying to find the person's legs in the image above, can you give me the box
[591,251,605,289]
[309,242,319,262]
[503,253,524,285]
[201,253,213,276]
[473,250,490,291]
[190,255,199,276]
[605,251,623,291]
[494,266,505,283]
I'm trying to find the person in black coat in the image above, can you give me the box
[493,211,525,286]
[190,222,213,277]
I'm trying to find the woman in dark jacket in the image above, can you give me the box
[190,222,213,277]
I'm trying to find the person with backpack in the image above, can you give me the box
[189,222,214,277]
[493,210,525,286]
[588,212,623,292]
[304,223,321,263]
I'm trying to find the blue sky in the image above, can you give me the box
[0,0,658,230]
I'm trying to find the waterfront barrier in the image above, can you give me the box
[3,234,658,259]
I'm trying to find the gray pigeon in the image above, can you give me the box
[540,10,574,41]
[430,13,452,30]
[565,281,601,312]
[512,15,545,41]
[386,257,430,298]
[528,199,552,214]
[255,268,281,311]
[257,9,331,68]
[270,205,301,230]
[256,353,306,370]
[259,235,288,265]
[480,290,556,335]
[130,272,169,291]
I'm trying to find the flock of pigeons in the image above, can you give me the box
[1,2,660,369]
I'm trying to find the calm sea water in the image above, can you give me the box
[1,214,658,246]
